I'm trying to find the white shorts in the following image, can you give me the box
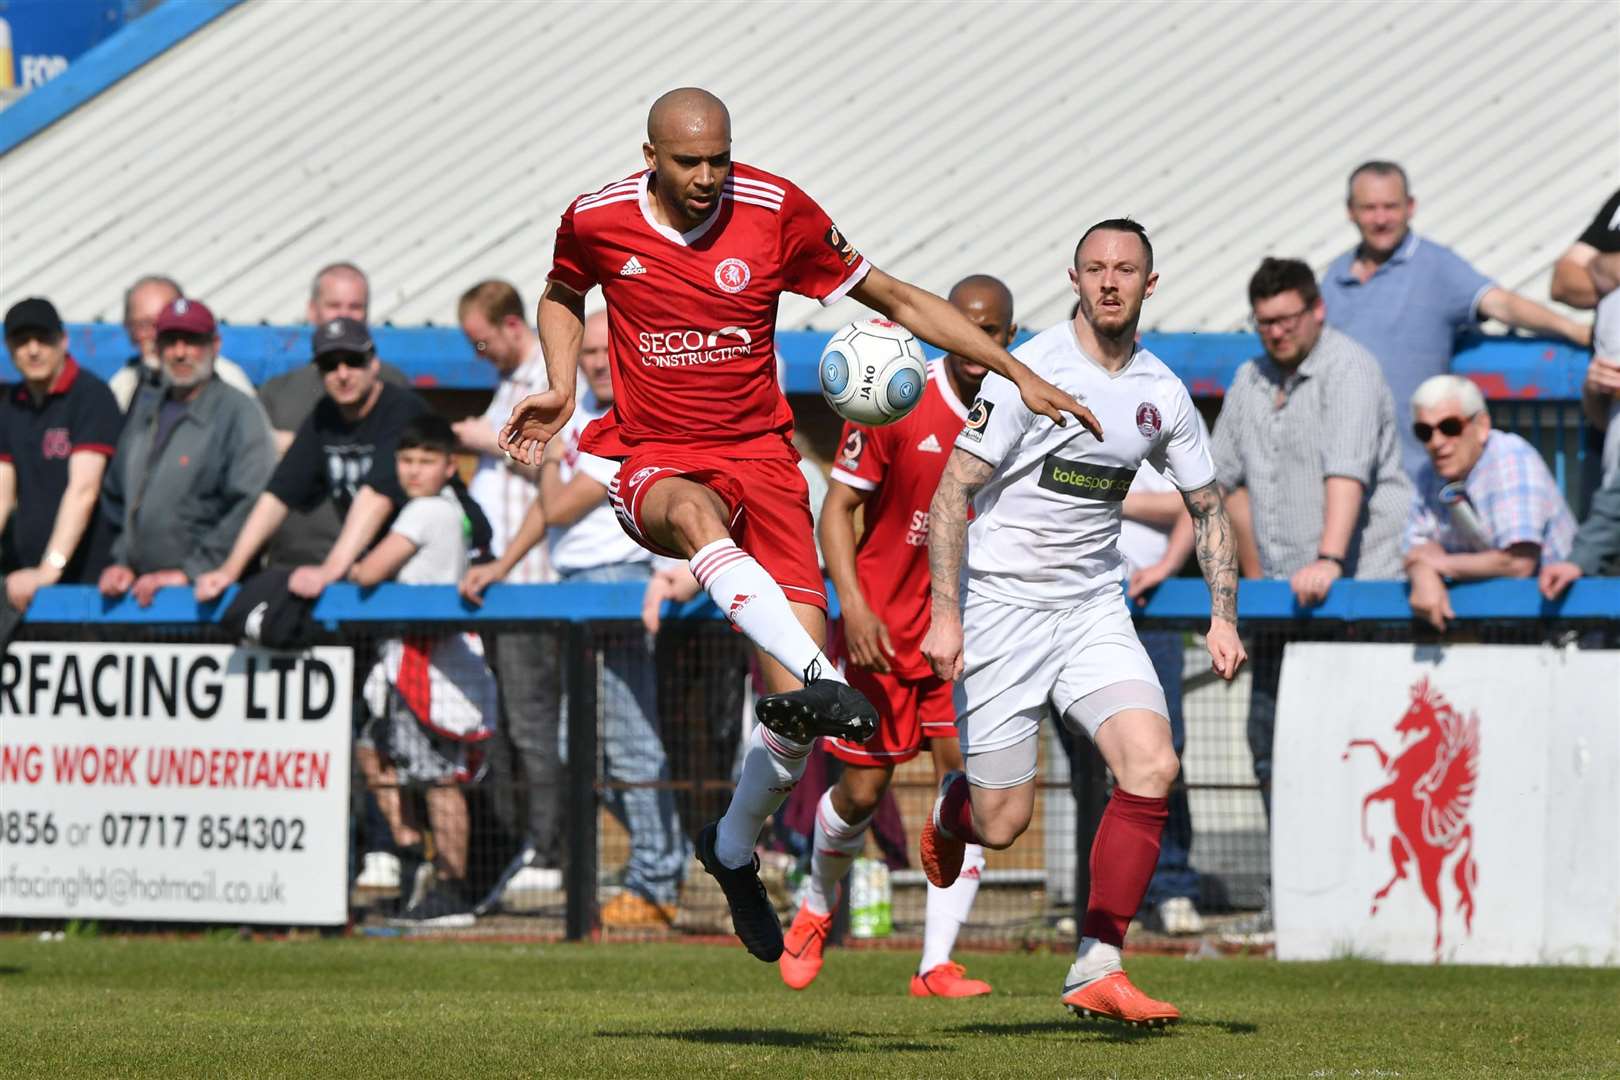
[954,590,1161,761]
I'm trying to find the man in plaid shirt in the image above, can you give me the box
[1403,374,1575,630]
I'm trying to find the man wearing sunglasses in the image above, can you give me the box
[195,318,492,602]
[1402,375,1575,631]
[98,298,275,607]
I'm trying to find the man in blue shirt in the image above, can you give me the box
[1321,161,1591,481]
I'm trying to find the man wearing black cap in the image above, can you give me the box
[195,317,492,601]
[0,297,121,611]
[98,298,275,606]
[260,262,409,571]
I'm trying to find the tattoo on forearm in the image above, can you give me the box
[1183,481,1239,623]
[928,450,995,612]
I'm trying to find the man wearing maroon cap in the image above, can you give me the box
[0,297,121,612]
[110,274,257,414]
[98,298,275,606]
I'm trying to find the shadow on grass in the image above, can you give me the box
[944,1017,1259,1042]
[597,1028,943,1053]
[0,965,25,976]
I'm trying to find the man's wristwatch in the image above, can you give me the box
[43,550,68,573]
[1317,552,1346,571]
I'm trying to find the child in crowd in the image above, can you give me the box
[353,415,497,927]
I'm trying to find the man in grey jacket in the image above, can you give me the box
[98,298,275,606]
[1539,471,1620,598]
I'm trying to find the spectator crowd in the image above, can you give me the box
[2,164,1616,933]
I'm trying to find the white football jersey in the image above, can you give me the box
[955,321,1214,610]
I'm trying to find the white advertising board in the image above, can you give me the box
[0,643,352,925]
[1274,642,1620,965]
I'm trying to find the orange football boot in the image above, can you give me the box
[1060,971,1180,1028]
[778,903,834,990]
[920,771,966,888]
[910,962,992,998]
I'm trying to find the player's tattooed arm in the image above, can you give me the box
[1183,480,1246,679]
[923,449,995,681]
[927,450,995,615]
[1183,480,1239,623]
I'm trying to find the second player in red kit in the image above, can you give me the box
[779,277,1016,996]
[500,89,1099,963]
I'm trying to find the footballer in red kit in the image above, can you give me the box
[779,277,1015,997]
[547,160,858,609]
[499,88,1098,964]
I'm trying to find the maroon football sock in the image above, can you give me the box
[1080,788,1169,947]
[938,774,981,844]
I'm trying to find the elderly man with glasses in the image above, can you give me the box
[1402,374,1576,631]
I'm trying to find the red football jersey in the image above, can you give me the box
[548,163,869,459]
[829,362,971,678]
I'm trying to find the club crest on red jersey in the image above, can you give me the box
[714,258,751,294]
[1345,677,1480,959]
[1135,402,1162,438]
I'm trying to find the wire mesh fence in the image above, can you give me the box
[6,602,1613,948]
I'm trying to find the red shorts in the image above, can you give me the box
[827,662,958,767]
[607,449,826,610]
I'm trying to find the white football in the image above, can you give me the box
[818,318,928,427]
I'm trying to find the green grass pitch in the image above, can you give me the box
[1,937,1616,1078]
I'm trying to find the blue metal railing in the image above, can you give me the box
[16,578,1618,629]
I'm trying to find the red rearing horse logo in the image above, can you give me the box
[1343,677,1480,957]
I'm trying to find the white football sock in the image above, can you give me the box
[920,843,984,972]
[805,788,871,916]
[689,539,843,684]
[1066,936,1123,987]
[714,722,810,869]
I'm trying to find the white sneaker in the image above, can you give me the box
[1156,896,1205,936]
[503,866,563,897]
[1219,905,1274,946]
[355,852,400,889]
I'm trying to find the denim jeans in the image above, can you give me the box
[488,630,564,868]
[562,561,690,904]
[1139,630,1199,906]
[1246,639,1281,820]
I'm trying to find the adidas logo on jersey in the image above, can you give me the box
[916,433,943,453]
[619,256,647,276]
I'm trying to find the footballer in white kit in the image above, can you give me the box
[919,219,1246,1028]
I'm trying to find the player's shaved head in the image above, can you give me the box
[943,274,1017,395]
[643,88,733,230]
[948,274,1015,325]
[646,87,731,144]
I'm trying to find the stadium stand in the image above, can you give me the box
[0,1,1615,333]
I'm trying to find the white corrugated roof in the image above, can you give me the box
[2,0,1616,332]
